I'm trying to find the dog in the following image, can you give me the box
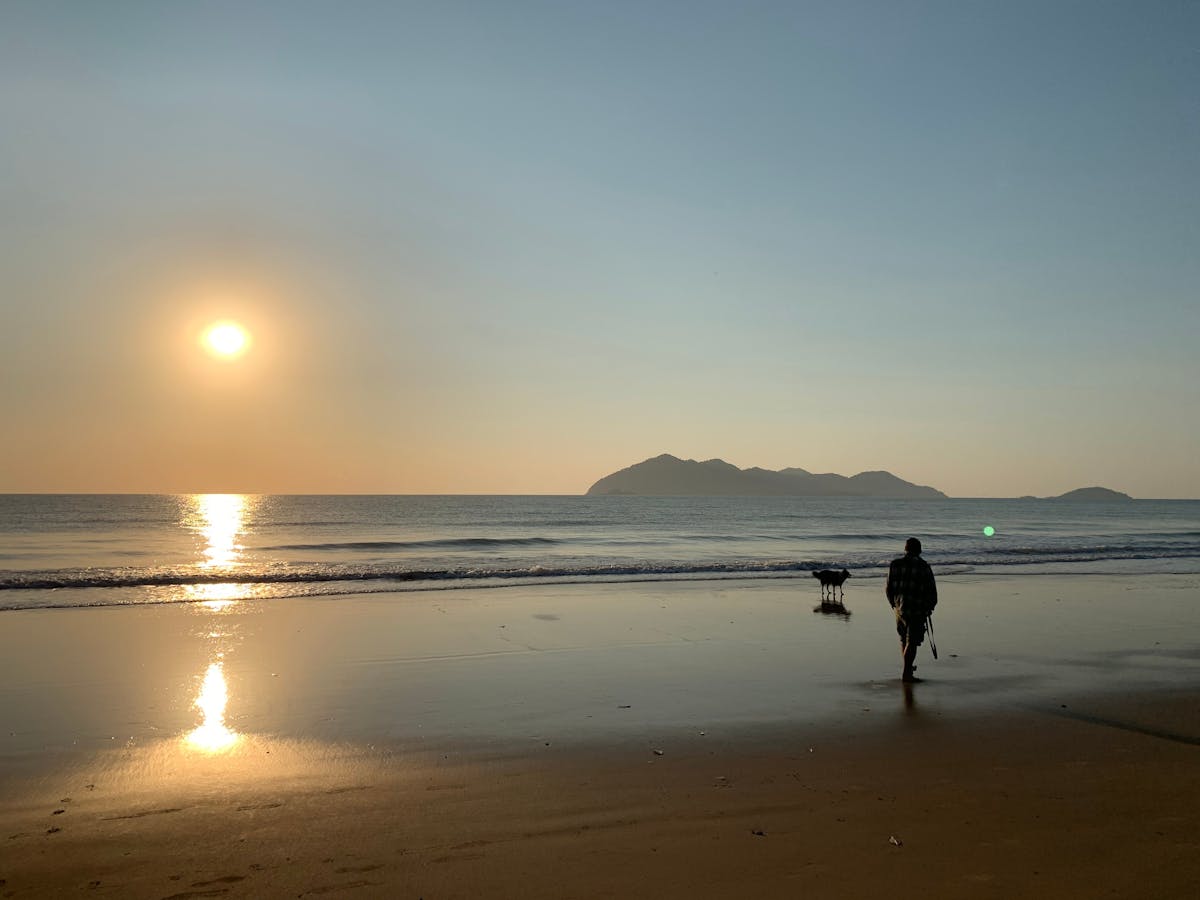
[812,568,851,601]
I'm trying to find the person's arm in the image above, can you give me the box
[926,563,937,613]
[886,560,898,606]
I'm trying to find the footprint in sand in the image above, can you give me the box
[191,876,245,887]
[432,852,486,864]
[301,882,381,895]
[102,807,182,821]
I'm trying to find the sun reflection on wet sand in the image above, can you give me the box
[188,582,242,611]
[185,661,240,753]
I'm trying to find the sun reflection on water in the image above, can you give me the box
[194,494,248,568]
[184,494,257,608]
[185,662,240,753]
[177,497,255,750]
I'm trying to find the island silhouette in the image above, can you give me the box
[586,456,1136,500]
[1046,487,1134,502]
[586,454,946,498]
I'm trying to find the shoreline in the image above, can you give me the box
[7,555,1200,613]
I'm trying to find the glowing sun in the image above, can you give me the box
[202,321,250,359]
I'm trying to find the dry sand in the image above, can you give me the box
[2,574,1198,897]
[3,696,1198,899]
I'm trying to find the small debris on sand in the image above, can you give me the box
[889,835,903,847]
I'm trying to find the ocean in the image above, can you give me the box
[2,494,1199,612]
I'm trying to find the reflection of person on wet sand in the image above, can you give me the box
[886,537,937,683]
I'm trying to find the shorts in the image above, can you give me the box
[895,609,926,647]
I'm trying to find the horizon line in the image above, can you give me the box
[0,491,1192,501]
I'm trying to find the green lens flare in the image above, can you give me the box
[983,526,995,537]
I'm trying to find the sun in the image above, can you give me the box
[202,321,250,359]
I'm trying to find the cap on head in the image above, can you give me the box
[905,537,922,555]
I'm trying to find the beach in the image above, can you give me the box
[2,573,1198,897]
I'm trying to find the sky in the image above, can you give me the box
[1,1,1197,497]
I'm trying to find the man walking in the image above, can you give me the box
[886,537,938,682]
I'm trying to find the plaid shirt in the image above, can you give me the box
[886,553,937,616]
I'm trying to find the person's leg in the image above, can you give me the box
[902,639,919,681]
[902,619,926,682]
[896,614,915,680]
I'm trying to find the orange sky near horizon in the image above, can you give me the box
[0,257,1192,499]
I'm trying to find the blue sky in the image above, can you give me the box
[1,1,1197,495]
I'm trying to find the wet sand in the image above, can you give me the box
[1,574,1198,897]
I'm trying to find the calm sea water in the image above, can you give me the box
[1,494,1198,611]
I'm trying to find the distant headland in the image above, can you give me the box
[585,455,947,499]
